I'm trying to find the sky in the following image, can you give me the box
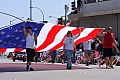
[0,0,72,28]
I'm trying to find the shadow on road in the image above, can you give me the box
[0,63,92,72]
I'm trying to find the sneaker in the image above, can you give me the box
[67,66,71,70]
[106,67,111,69]
[61,60,64,64]
[99,63,102,67]
[86,62,89,66]
[30,68,34,71]
[106,65,111,69]
[109,66,114,69]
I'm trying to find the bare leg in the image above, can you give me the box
[115,60,119,65]
[105,57,109,68]
[85,56,89,66]
[109,56,114,68]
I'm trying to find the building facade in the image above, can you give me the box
[68,0,120,39]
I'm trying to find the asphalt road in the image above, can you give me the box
[0,56,120,80]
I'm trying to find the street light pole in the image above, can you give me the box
[31,7,44,22]
[0,12,24,21]
[30,0,32,20]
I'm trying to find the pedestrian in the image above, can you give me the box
[23,21,37,71]
[99,27,118,69]
[70,7,78,14]
[35,52,40,63]
[63,28,81,70]
[95,38,103,54]
[83,39,93,66]
[50,50,57,64]
[77,0,82,13]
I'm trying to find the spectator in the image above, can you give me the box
[91,38,96,51]
[77,0,82,13]
[95,38,103,54]
[70,7,78,14]
[50,50,57,64]
[35,52,40,63]
[43,51,50,63]
[113,53,120,66]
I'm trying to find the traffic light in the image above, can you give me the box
[58,17,63,25]
[71,1,75,10]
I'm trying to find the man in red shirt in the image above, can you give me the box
[99,27,118,68]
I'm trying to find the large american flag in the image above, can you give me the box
[0,21,103,52]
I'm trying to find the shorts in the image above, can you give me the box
[84,50,92,57]
[26,48,35,62]
[103,48,115,57]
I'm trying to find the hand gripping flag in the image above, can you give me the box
[0,21,104,52]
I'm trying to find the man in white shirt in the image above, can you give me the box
[83,39,93,66]
[23,21,37,71]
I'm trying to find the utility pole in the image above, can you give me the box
[30,0,32,20]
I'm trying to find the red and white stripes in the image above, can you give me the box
[0,23,103,52]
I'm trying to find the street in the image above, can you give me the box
[0,56,120,80]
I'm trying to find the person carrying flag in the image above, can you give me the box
[63,28,81,70]
[99,27,118,69]
[23,21,37,71]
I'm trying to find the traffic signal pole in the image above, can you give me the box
[64,4,69,26]
[64,5,67,26]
